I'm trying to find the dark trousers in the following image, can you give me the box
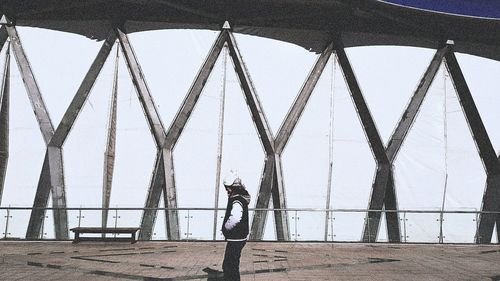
[222,240,246,281]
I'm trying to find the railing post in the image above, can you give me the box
[330,210,335,242]
[293,210,298,241]
[439,210,444,243]
[403,212,407,243]
[3,208,10,239]
[40,212,45,239]
[185,210,192,240]
[77,209,82,228]
[113,209,120,238]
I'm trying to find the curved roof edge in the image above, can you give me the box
[2,0,500,60]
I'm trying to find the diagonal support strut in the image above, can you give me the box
[333,38,402,242]
[444,49,500,244]
[250,42,334,240]
[362,45,451,242]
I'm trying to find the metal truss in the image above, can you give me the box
[444,48,500,244]
[332,39,400,242]
[0,17,499,243]
[0,16,116,239]
[356,44,451,242]
[250,43,334,240]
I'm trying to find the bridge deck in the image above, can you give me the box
[0,241,499,280]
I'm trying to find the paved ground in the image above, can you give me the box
[0,241,499,280]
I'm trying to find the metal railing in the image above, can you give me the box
[0,207,498,243]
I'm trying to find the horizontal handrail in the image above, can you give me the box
[0,206,497,214]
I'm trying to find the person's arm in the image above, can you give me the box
[224,201,243,230]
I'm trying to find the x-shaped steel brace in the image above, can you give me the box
[130,25,230,240]
[250,43,334,241]
[2,17,117,239]
[136,23,289,240]
[115,27,181,240]
[444,49,500,244]
[334,38,451,242]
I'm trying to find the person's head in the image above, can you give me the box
[223,170,244,195]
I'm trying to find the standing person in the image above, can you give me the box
[222,172,251,281]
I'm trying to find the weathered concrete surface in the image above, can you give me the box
[0,241,499,280]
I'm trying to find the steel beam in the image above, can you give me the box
[226,31,295,240]
[333,40,388,163]
[385,45,451,162]
[445,50,500,243]
[161,149,180,240]
[6,24,54,145]
[116,28,167,147]
[26,147,68,239]
[250,44,333,240]
[271,154,290,240]
[226,32,275,155]
[0,43,10,204]
[139,152,165,240]
[6,22,69,239]
[139,29,227,240]
[362,45,450,242]
[164,30,228,149]
[140,149,180,240]
[445,52,500,175]
[444,50,500,244]
[250,156,275,240]
[47,146,67,238]
[333,39,399,242]
[9,20,115,239]
[102,43,119,232]
[275,42,334,154]
[26,152,51,239]
[118,27,185,239]
[49,32,116,147]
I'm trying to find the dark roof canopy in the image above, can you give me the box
[2,0,500,60]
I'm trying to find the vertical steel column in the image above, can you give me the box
[135,27,228,240]
[0,42,10,204]
[11,24,116,238]
[213,43,228,240]
[444,49,500,244]
[333,39,398,242]
[324,56,336,241]
[102,43,120,233]
[360,45,451,242]
[250,43,333,240]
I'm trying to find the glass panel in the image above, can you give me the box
[331,212,365,242]
[6,209,30,239]
[404,212,440,243]
[442,213,477,243]
[183,210,212,240]
[294,211,324,241]
[152,209,167,240]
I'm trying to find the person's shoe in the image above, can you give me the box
[203,267,224,280]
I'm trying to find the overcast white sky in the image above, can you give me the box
[1,26,500,242]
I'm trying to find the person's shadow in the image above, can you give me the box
[203,267,224,280]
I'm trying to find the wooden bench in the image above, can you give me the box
[70,227,140,243]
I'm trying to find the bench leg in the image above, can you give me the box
[73,233,80,244]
